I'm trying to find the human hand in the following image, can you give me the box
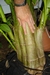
[15,4,35,34]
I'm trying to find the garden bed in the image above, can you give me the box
[0,35,13,61]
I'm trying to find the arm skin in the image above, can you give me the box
[14,0,24,4]
[14,0,35,34]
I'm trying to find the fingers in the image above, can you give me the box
[26,17,35,33]
[17,17,35,34]
[17,18,22,26]
[21,19,35,34]
[22,21,27,35]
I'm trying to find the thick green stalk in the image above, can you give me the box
[6,1,23,61]
[34,0,50,67]
[27,0,30,6]
[44,0,50,9]
[4,0,12,5]
[27,0,33,16]
[4,0,19,25]
[25,24,39,68]
[39,8,49,28]
[10,5,17,25]
[34,28,45,66]
[27,0,36,26]
[0,29,16,51]
[0,5,7,22]
[9,1,18,25]
[14,25,22,61]
[19,25,27,66]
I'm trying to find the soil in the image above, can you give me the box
[0,35,13,61]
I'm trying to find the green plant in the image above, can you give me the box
[0,0,50,69]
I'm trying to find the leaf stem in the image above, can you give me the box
[9,2,18,25]
[0,29,16,51]
[0,5,7,22]
[39,8,49,28]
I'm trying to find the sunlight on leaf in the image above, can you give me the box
[0,24,11,33]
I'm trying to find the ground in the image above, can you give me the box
[0,35,13,61]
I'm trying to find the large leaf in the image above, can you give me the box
[0,24,11,33]
[0,23,14,42]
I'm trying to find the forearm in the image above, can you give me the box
[14,0,25,4]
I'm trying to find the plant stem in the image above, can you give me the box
[39,8,49,28]
[19,25,27,66]
[0,5,14,43]
[0,29,16,51]
[9,2,18,25]
[0,5,7,22]
[27,0,36,26]
[27,0,34,16]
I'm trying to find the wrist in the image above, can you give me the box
[14,0,26,7]
[15,4,29,13]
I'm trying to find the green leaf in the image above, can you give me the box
[0,29,16,51]
[0,24,11,33]
[0,24,14,41]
